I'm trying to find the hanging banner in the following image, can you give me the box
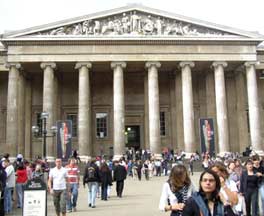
[57,120,72,160]
[199,118,215,155]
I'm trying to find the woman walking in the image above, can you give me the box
[159,164,195,216]
[99,162,112,201]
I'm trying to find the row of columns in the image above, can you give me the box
[5,61,263,160]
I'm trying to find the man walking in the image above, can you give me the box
[48,158,69,216]
[65,157,80,212]
[83,158,100,208]
[113,160,127,198]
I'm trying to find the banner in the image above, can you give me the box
[199,118,215,155]
[56,120,72,160]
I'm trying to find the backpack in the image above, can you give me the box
[87,166,96,180]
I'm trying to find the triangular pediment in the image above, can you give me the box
[2,4,264,40]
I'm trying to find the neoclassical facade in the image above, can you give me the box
[0,4,264,161]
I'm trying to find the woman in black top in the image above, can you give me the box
[182,169,224,216]
[240,159,259,216]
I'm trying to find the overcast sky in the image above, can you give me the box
[0,0,264,35]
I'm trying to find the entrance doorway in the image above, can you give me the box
[125,125,140,150]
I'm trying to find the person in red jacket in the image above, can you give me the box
[15,163,27,208]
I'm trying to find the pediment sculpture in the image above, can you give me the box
[31,11,233,37]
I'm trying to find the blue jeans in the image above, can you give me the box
[67,183,78,210]
[259,183,264,215]
[4,187,13,213]
[16,183,25,208]
[87,182,98,207]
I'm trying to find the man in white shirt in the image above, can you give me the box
[48,158,69,216]
[4,159,15,214]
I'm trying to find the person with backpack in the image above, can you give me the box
[83,159,100,208]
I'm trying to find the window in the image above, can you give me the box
[36,113,43,136]
[66,113,78,137]
[160,111,166,136]
[96,113,108,138]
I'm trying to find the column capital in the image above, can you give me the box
[212,61,228,68]
[5,62,21,70]
[244,61,258,68]
[111,61,127,69]
[75,62,92,70]
[40,62,56,70]
[145,61,161,69]
[179,61,195,68]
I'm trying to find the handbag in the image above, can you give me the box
[224,204,238,216]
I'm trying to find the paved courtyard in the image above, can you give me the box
[11,172,201,216]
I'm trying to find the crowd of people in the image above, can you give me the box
[0,150,264,216]
[159,153,264,216]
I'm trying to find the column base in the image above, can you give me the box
[46,156,55,162]
[251,149,264,156]
[217,151,231,158]
[79,155,91,164]
[9,157,17,163]
[113,154,124,161]
[152,153,163,160]
[182,152,195,159]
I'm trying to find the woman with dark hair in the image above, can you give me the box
[159,164,195,216]
[182,169,224,216]
[99,162,112,201]
[240,159,259,216]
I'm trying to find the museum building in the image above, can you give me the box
[0,4,264,161]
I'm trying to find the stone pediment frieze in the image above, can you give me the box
[29,10,234,37]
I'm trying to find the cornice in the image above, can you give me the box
[1,37,262,47]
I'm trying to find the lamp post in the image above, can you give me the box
[32,111,57,159]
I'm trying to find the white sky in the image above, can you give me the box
[0,0,264,35]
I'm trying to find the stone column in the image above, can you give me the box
[24,79,32,159]
[245,62,263,154]
[111,62,126,160]
[179,62,196,155]
[6,63,21,160]
[17,71,25,155]
[40,62,56,161]
[144,71,149,150]
[75,62,92,162]
[212,61,230,154]
[145,61,161,159]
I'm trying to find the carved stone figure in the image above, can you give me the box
[121,13,130,34]
[155,17,163,35]
[72,24,82,35]
[102,18,115,34]
[94,20,101,34]
[82,20,90,35]
[130,11,141,32]
[35,11,230,37]
[143,16,154,34]
[50,27,66,35]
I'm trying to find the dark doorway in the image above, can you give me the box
[125,125,140,150]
